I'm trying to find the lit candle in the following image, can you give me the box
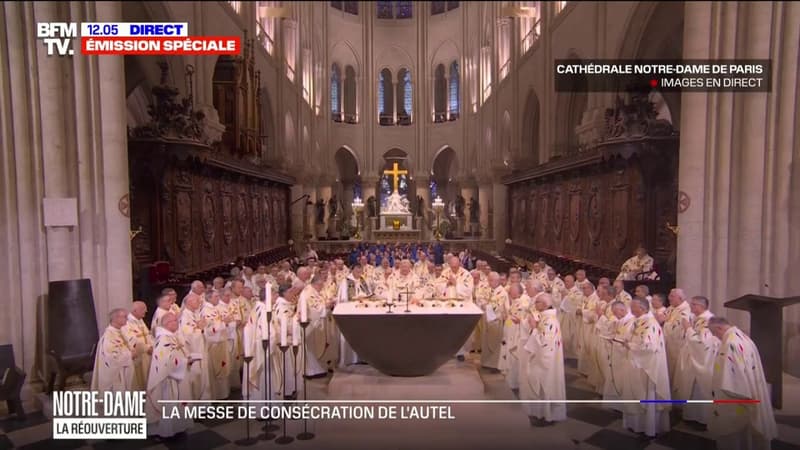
[280,313,288,347]
[299,294,308,323]
[264,283,273,312]
[292,316,301,347]
[243,322,253,358]
[260,292,270,339]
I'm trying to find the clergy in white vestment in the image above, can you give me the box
[337,265,373,367]
[576,282,602,384]
[179,292,211,400]
[591,285,618,392]
[529,262,548,285]
[145,313,193,438]
[616,246,655,281]
[388,260,421,305]
[150,288,181,337]
[202,291,231,400]
[672,296,718,426]
[613,279,633,307]
[499,284,530,390]
[574,269,590,290]
[621,298,671,437]
[542,268,565,308]
[243,283,296,400]
[413,251,429,278]
[91,308,134,393]
[437,256,475,359]
[120,301,154,391]
[708,317,777,450]
[602,301,635,409]
[480,272,507,371]
[298,275,332,377]
[520,293,566,425]
[650,293,668,326]
[558,275,581,359]
[663,288,692,381]
[220,288,243,389]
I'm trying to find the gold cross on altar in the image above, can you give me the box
[383,162,408,193]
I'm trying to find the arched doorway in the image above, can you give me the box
[431,146,458,220]
[334,147,360,224]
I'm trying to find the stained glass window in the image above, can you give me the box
[402,70,412,115]
[396,1,412,19]
[378,71,386,115]
[448,61,459,118]
[377,1,393,18]
[331,64,341,118]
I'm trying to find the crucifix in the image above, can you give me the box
[383,162,408,193]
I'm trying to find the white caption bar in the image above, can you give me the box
[80,22,188,37]
[53,418,147,440]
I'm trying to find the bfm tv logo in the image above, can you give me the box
[37,22,76,56]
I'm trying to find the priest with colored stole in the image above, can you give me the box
[480,272,507,372]
[121,301,154,391]
[298,274,332,377]
[179,293,211,400]
[603,301,635,409]
[521,293,566,426]
[91,308,134,392]
[707,317,777,450]
[621,297,671,437]
[146,312,193,438]
[663,288,691,381]
[203,291,231,399]
[337,265,372,367]
[499,284,530,391]
[673,295,718,427]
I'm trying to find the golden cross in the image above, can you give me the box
[383,162,408,193]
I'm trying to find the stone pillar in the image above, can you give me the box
[361,176,378,238]
[478,182,492,239]
[492,183,508,252]
[415,182,430,239]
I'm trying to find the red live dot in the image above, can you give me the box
[649,79,658,88]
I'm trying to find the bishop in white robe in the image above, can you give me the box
[520,294,567,425]
[437,256,474,359]
[337,266,373,367]
[298,276,331,377]
[91,308,134,393]
[663,289,692,382]
[179,293,211,400]
[621,298,671,437]
[202,292,231,400]
[602,301,635,410]
[120,301,153,391]
[146,313,193,438]
[499,284,530,390]
[708,317,777,450]
[480,273,507,371]
[673,296,719,426]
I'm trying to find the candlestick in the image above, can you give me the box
[265,284,273,312]
[280,314,288,347]
[299,294,308,323]
[292,316,301,347]
[260,301,269,337]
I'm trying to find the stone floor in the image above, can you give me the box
[2,355,800,450]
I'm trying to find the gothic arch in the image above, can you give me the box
[430,39,460,77]
[554,50,587,156]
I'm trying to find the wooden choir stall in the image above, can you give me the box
[503,93,679,289]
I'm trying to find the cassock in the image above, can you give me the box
[202,301,231,400]
[146,327,193,437]
[559,288,582,359]
[121,313,153,391]
[299,285,329,376]
[179,307,211,400]
[499,294,531,390]
[577,292,602,384]
[622,312,671,437]
[673,310,718,424]
[520,308,567,422]
[710,326,777,450]
[90,325,134,392]
[437,267,474,356]
[663,301,692,381]
[602,312,635,409]
[337,275,373,367]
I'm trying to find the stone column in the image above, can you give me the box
[290,184,305,245]
[415,179,430,239]
[492,182,508,252]
[361,176,378,238]
[478,182,492,239]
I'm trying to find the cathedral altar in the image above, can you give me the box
[333,302,482,377]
